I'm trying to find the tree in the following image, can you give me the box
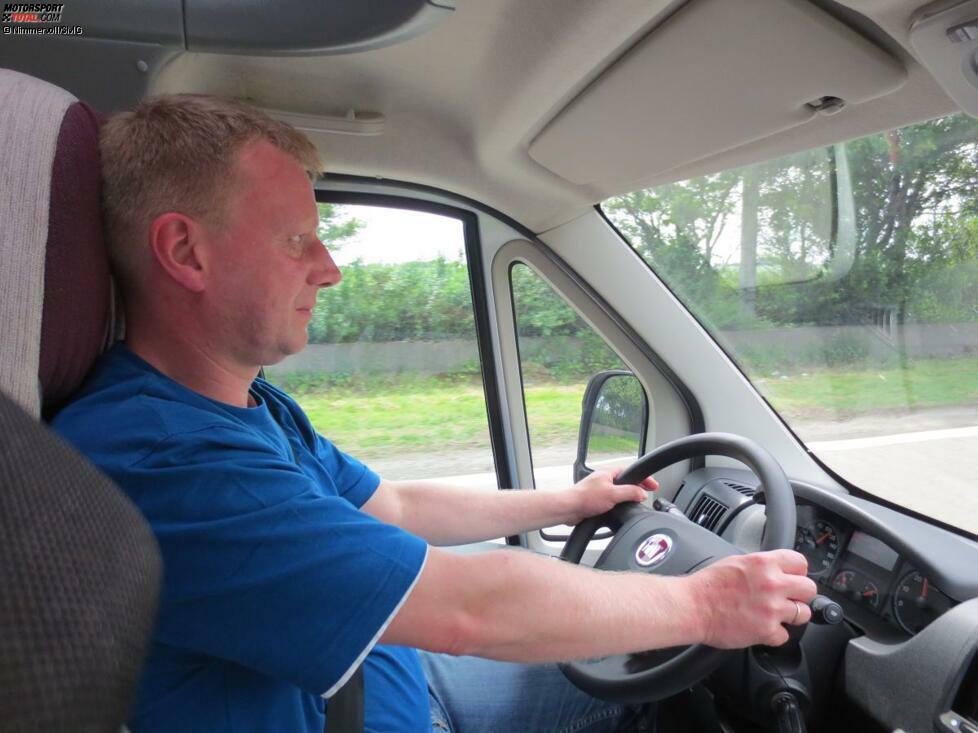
[303,116,978,349]
[604,172,745,328]
[317,202,360,252]
[739,164,759,316]
[842,116,978,322]
[605,113,978,331]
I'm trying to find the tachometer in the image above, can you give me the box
[893,570,954,634]
[794,520,840,577]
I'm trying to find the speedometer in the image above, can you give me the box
[893,570,954,634]
[794,520,840,577]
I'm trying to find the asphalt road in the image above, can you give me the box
[807,427,978,533]
[366,405,978,535]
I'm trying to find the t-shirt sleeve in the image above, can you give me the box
[129,425,427,696]
[313,433,380,508]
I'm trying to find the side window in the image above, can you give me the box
[265,202,496,487]
[510,262,640,491]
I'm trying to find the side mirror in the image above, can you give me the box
[573,370,648,483]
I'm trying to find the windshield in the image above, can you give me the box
[603,114,978,535]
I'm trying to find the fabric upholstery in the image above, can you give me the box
[0,71,156,732]
[0,68,75,417]
[0,389,161,732]
[40,99,114,417]
[0,68,116,418]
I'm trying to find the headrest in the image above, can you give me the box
[40,99,115,417]
[0,69,115,419]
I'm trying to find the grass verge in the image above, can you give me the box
[755,356,978,418]
[274,356,978,458]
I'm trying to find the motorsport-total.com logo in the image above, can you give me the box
[2,4,83,36]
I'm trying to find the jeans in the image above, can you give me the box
[419,652,653,733]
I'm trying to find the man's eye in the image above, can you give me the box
[284,234,306,256]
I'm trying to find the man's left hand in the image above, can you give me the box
[567,467,658,525]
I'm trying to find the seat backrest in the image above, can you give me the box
[0,389,161,731]
[0,68,116,419]
[0,69,159,731]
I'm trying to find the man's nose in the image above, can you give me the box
[310,241,342,288]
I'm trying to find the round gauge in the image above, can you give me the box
[794,520,840,577]
[831,569,881,610]
[893,570,954,635]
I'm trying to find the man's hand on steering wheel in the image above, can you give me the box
[559,432,815,703]
[566,467,659,526]
[687,550,817,648]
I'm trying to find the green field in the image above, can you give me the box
[276,356,978,459]
[296,380,584,458]
[755,356,978,419]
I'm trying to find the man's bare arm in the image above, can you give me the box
[361,469,656,546]
[380,547,817,662]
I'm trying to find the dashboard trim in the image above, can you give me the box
[845,597,978,733]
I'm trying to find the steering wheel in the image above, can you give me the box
[558,432,796,704]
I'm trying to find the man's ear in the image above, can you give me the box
[148,213,209,293]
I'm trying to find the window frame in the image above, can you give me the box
[493,239,703,544]
[313,189,514,497]
[314,176,711,550]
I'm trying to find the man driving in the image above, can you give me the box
[53,94,817,733]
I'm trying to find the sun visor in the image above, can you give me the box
[528,0,906,189]
[910,0,978,119]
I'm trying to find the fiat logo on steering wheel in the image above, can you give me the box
[635,534,674,568]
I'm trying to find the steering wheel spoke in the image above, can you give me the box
[591,505,742,575]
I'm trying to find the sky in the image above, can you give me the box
[329,190,838,275]
[330,204,465,266]
[330,197,751,270]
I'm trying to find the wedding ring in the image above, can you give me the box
[791,600,801,624]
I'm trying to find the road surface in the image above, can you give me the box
[364,405,978,535]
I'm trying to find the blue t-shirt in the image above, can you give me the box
[53,344,431,732]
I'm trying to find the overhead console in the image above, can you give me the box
[527,0,906,191]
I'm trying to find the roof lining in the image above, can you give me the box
[142,0,957,232]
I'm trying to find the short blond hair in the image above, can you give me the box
[99,94,323,294]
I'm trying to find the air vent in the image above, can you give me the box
[723,480,756,497]
[689,494,729,532]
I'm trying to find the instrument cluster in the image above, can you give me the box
[793,505,955,636]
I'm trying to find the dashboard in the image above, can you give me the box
[674,466,972,640]
[654,463,978,732]
[793,503,955,638]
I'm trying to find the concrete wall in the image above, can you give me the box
[265,337,579,376]
[718,323,978,367]
[265,323,978,376]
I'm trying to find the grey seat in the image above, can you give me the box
[0,68,161,731]
[0,390,161,732]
